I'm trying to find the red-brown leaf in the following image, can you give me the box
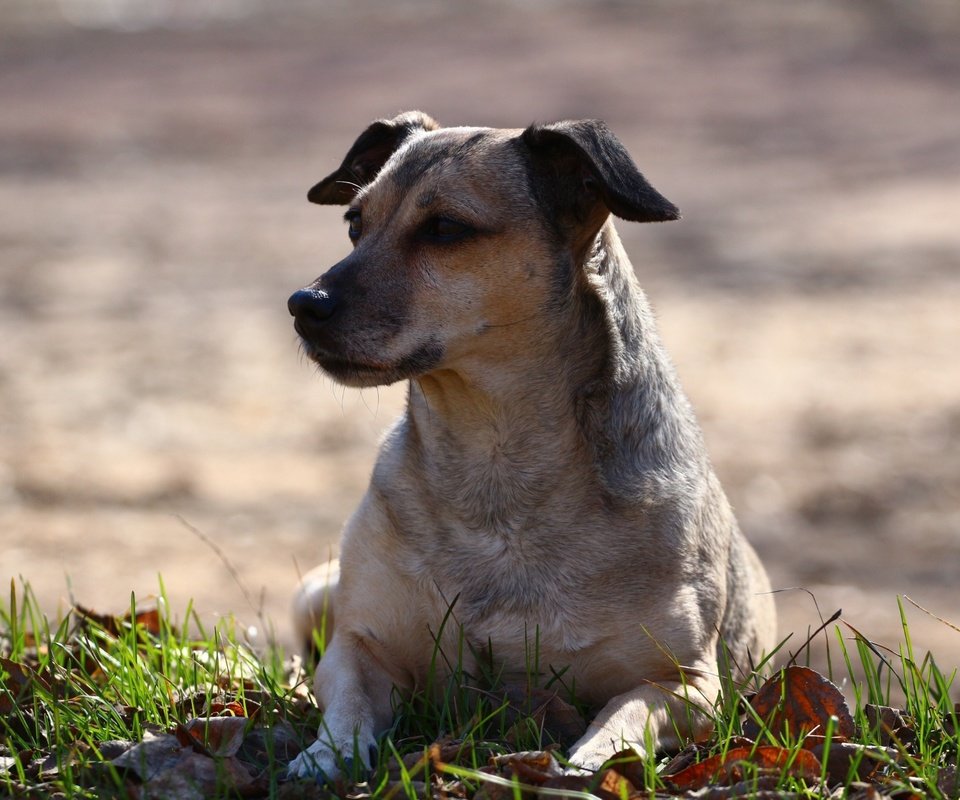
[539,774,623,800]
[75,604,169,638]
[0,657,51,715]
[178,716,248,758]
[744,666,855,741]
[663,745,820,791]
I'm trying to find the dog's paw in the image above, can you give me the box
[566,740,646,774]
[563,750,607,774]
[286,732,377,783]
[286,740,340,783]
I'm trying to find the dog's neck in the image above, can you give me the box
[576,223,708,500]
[399,221,705,534]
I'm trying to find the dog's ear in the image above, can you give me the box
[522,120,680,225]
[308,111,440,205]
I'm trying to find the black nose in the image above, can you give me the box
[288,288,336,336]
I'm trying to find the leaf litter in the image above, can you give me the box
[2,598,959,799]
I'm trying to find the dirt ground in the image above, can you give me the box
[1,1,959,683]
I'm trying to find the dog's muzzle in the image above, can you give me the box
[288,288,336,342]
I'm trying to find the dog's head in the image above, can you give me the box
[289,111,679,387]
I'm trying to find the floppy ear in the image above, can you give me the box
[307,111,440,205]
[521,120,680,224]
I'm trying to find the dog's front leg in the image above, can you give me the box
[286,630,395,781]
[567,673,719,771]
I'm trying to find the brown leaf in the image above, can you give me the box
[112,732,184,781]
[744,666,855,742]
[142,751,256,799]
[236,722,302,771]
[489,750,562,785]
[595,767,634,797]
[178,716,248,757]
[938,765,959,797]
[113,730,257,797]
[0,657,50,715]
[501,685,587,747]
[423,737,473,773]
[209,699,253,718]
[864,704,915,747]
[131,607,164,636]
[472,782,519,800]
[75,603,169,638]
[534,690,587,746]
[808,739,894,784]
[663,745,820,791]
[538,773,625,800]
[603,747,647,789]
[659,742,722,777]
[694,775,782,799]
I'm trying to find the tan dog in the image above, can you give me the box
[286,112,776,780]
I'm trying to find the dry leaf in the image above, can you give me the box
[501,685,587,747]
[0,657,50,715]
[864,704,915,747]
[539,773,623,800]
[142,751,256,799]
[663,745,820,791]
[113,729,257,797]
[75,604,169,638]
[178,716,248,757]
[112,732,184,782]
[744,666,855,741]
[807,739,892,784]
[490,749,562,784]
[603,747,647,789]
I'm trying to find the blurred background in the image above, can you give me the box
[1,0,958,674]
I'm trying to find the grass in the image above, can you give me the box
[1,578,958,799]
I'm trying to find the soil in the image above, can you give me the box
[2,1,959,681]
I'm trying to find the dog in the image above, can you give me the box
[285,111,776,780]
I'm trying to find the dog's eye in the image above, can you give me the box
[419,216,474,244]
[344,209,362,243]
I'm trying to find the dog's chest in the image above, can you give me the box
[416,528,603,657]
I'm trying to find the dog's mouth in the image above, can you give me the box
[302,340,445,388]
[315,352,394,383]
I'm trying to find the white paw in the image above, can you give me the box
[286,729,377,783]
[567,734,645,773]
[565,747,609,773]
[287,740,340,782]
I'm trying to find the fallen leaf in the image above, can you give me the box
[603,747,647,789]
[141,751,256,799]
[75,604,169,638]
[694,774,782,799]
[112,729,258,797]
[663,745,820,791]
[938,765,959,797]
[96,740,135,760]
[0,657,49,715]
[864,704,915,748]
[806,738,895,784]
[237,721,302,771]
[744,666,855,742]
[500,685,587,747]
[209,700,250,717]
[539,773,622,800]
[595,767,634,797]
[112,732,184,782]
[177,716,248,757]
[490,749,562,784]
[659,742,719,777]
